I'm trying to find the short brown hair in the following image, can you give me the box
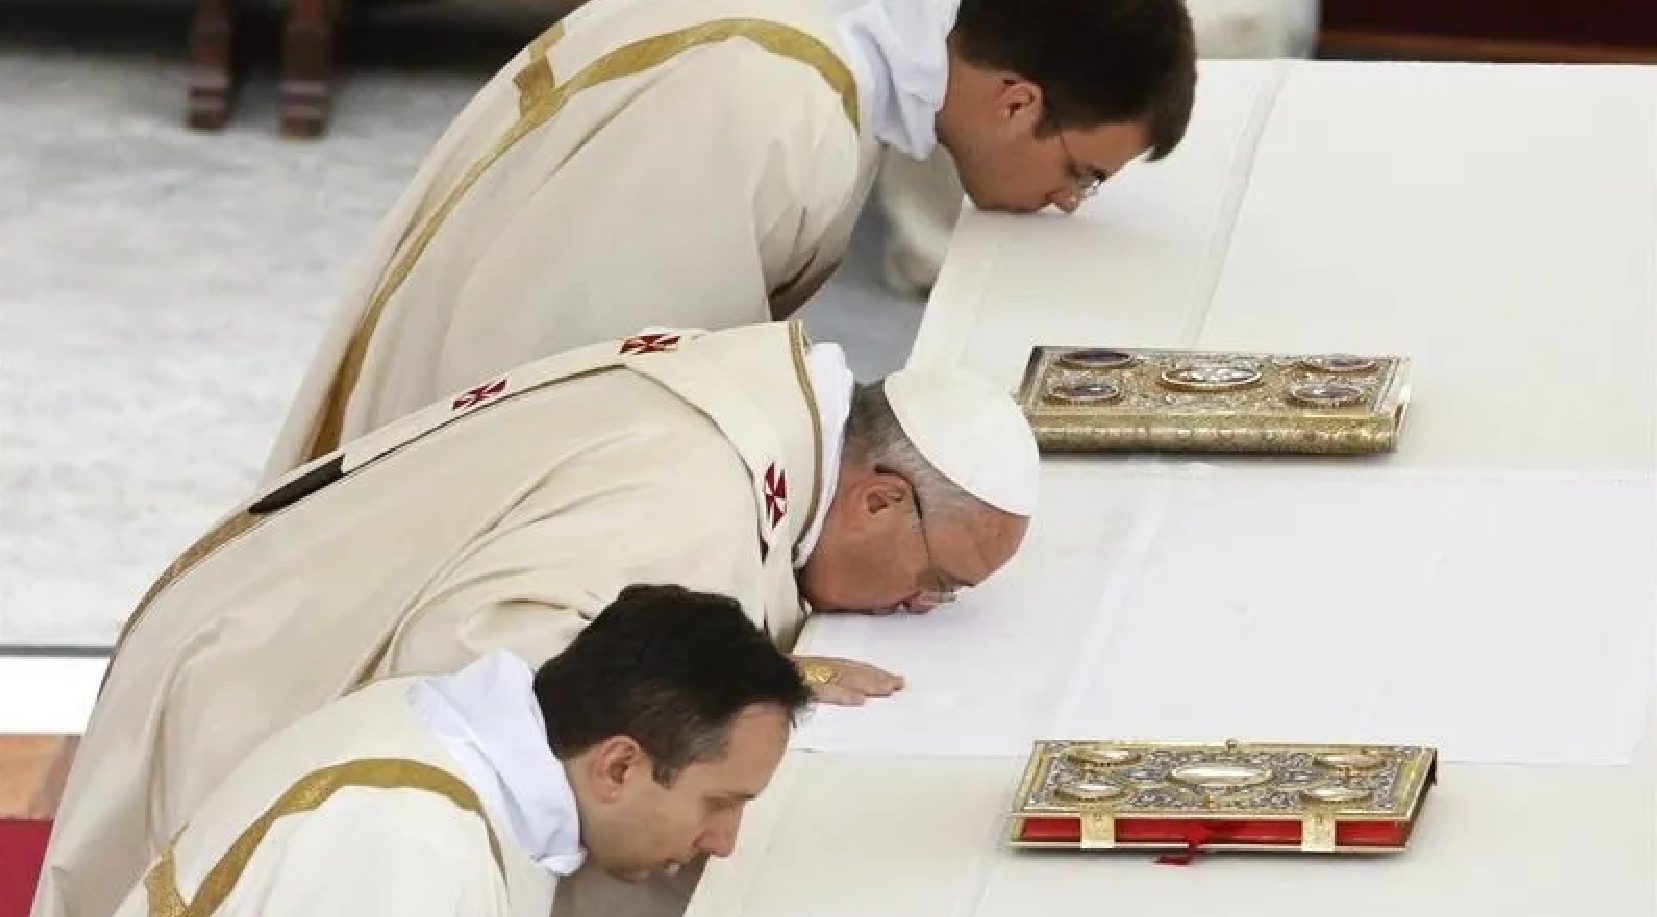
[535,584,810,784]
[953,0,1198,160]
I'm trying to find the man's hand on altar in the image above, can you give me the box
[793,655,906,706]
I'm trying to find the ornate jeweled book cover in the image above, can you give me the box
[1016,347,1412,454]
[1008,740,1437,855]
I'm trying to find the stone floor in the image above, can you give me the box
[0,0,923,648]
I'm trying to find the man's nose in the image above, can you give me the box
[699,813,742,858]
[700,830,736,858]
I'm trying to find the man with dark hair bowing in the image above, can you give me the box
[107,584,810,917]
[264,0,1198,476]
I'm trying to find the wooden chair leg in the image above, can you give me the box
[280,0,335,138]
[185,0,236,131]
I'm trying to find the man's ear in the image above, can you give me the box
[863,472,913,516]
[586,735,648,801]
[994,75,1045,128]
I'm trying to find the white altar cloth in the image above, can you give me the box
[688,60,1657,917]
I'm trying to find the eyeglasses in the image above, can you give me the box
[1050,110,1107,200]
[876,465,958,603]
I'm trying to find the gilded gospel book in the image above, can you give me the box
[1007,740,1437,857]
[1016,347,1411,455]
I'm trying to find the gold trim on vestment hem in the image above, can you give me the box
[513,21,566,116]
[144,838,186,915]
[104,510,263,691]
[304,18,859,463]
[786,320,823,556]
[143,758,504,916]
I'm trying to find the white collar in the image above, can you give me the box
[828,0,963,159]
[794,342,854,567]
[409,651,586,877]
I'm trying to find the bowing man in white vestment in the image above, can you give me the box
[876,0,1320,296]
[35,320,1039,917]
[109,585,811,917]
[262,0,1198,478]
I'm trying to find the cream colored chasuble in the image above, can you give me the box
[262,0,881,479]
[111,661,572,917]
[35,322,828,917]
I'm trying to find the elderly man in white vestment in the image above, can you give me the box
[34,320,1039,917]
[109,585,812,917]
[262,0,1197,477]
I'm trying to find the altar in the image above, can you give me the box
[685,59,1657,916]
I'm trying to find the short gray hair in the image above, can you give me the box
[842,382,991,522]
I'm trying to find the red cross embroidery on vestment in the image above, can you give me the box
[451,378,507,411]
[619,333,682,355]
[763,464,788,529]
